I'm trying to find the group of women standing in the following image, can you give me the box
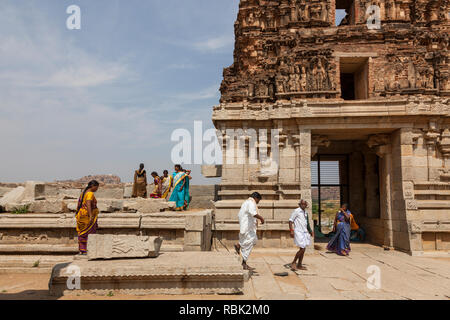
[131,163,189,201]
[75,164,192,255]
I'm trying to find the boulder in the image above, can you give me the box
[95,188,124,199]
[59,188,82,200]
[0,187,26,207]
[0,187,14,197]
[97,200,124,213]
[87,234,163,260]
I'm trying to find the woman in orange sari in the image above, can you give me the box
[75,180,100,255]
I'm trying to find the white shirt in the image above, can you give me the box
[238,198,258,234]
[289,207,309,233]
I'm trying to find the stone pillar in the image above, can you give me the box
[349,151,365,216]
[439,128,450,175]
[367,133,393,248]
[297,128,315,249]
[424,121,441,181]
[298,128,312,205]
[376,145,394,248]
[364,152,380,218]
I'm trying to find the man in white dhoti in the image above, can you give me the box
[289,199,313,271]
[234,192,265,270]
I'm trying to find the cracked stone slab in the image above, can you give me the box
[87,235,163,260]
[49,252,244,296]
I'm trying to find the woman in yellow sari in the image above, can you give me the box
[76,180,100,255]
[150,172,163,198]
[161,170,173,199]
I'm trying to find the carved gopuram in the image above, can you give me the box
[204,0,450,255]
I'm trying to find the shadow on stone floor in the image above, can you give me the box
[0,290,59,300]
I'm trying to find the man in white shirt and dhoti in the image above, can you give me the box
[234,192,265,270]
[289,199,314,271]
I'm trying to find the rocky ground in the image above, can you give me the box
[0,244,448,300]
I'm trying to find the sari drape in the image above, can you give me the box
[132,170,147,198]
[184,174,190,209]
[161,175,173,199]
[327,211,351,255]
[169,172,186,210]
[76,191,99,254]
[150,176,162,198]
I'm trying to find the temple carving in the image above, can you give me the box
[204,0,450,255]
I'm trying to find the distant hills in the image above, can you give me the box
[57,174,122,185]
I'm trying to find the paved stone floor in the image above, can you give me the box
[0,244,448,300]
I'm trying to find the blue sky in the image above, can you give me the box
[0,0,239,184]
[0,1,347,184]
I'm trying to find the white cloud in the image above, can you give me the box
[193,35,234,51]
[175,84,220,101]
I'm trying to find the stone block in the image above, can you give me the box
[184,231,202,246]
[95,188,124,199]
[400,145,413,156]
[214,210,235,220]
[274,209,294,221]
[59,188,82,200]
[123,185,133,198]
[201,165,223,177]
[185,215,205,231]
[23,181,45,201]
[28,200,63,213]
[87,234,163,260]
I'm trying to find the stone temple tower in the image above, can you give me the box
[203,0,450,255]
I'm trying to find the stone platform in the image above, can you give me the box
[48,252,244,296]
[0,210,212,254]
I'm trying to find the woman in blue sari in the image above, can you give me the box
[169,164,187,211]
[327,203,351,256]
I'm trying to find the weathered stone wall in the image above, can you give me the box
[188,185,219,209]
[0,211,213,254]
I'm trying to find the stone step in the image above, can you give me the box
[417,200,450,209]
[49,252,245,296]
[0,243,184,254]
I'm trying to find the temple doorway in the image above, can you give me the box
[310,137,385,242]
[311,155,350,234]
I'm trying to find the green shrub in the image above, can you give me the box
[12,205,30,214]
